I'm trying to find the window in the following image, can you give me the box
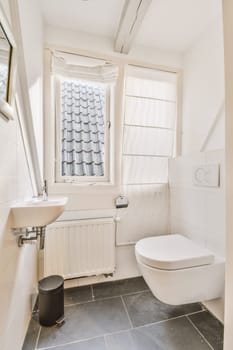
[52,51,118,184]
[122,66,177,186]
[60,78,106,178]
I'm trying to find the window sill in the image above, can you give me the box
[62,181,113,187]
[48,181,118,195]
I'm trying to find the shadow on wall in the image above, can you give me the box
[0,207,37,349]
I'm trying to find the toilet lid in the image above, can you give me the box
[135,234,215,270]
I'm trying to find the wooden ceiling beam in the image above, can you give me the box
[115,0,152,54]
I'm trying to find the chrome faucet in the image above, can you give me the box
[42,180,48,201]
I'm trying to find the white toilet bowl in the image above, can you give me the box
[135,234,225,305]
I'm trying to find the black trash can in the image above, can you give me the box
[38,275,64,327]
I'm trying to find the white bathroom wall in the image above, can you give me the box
[169,150,225,258]
[0,1,44,349]
[18,0,44,175]
[169,12,225,322]
[182,16,225,154]
[169,150,225,322]
[0,114,37,350]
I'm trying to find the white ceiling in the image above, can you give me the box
[135,0,222,52]
[40,0,125,37]
[40,0,222,53]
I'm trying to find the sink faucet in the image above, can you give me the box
[42,180,48,201]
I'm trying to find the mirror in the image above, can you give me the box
[0,6,15,121]
[0,23,12,102]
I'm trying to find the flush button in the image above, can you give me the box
[193,164,220,187]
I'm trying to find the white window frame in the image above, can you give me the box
[53,75,113,185]
[44,47,182,194]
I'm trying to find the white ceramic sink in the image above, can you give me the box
[11,197,68,228]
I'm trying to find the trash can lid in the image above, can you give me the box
[39,275,64,293]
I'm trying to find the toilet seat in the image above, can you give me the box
[135,234,224,305]
[135,234,215,270]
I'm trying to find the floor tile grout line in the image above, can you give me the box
[34,326,41,350]
[64,290,204,315]
[186,315,215,350]
[134,314,188,329]
[36,309,206,349]
[34,284,207,350]
[100,327,134,340]
[64,289,150,307]
[64,299,92,307]
[131,310,206,331]
[120,295,134,329]
[120,288,149,297]
[185,309,207,318]
[37,335,105,350]
[64,294,123,308]
[36,312,210,350]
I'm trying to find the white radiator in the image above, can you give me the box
[44,218,115,279]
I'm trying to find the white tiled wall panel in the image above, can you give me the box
[169,150,225,258]
[117,184,170,244]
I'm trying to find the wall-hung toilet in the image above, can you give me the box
[135,234,225,305]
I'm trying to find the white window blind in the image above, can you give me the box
[122,66,177,186]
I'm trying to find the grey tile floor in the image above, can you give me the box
[23,277,224,350]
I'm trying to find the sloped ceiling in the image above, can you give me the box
[40,0,222,54]
[41,0,125,38]
[135,0,222,52]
